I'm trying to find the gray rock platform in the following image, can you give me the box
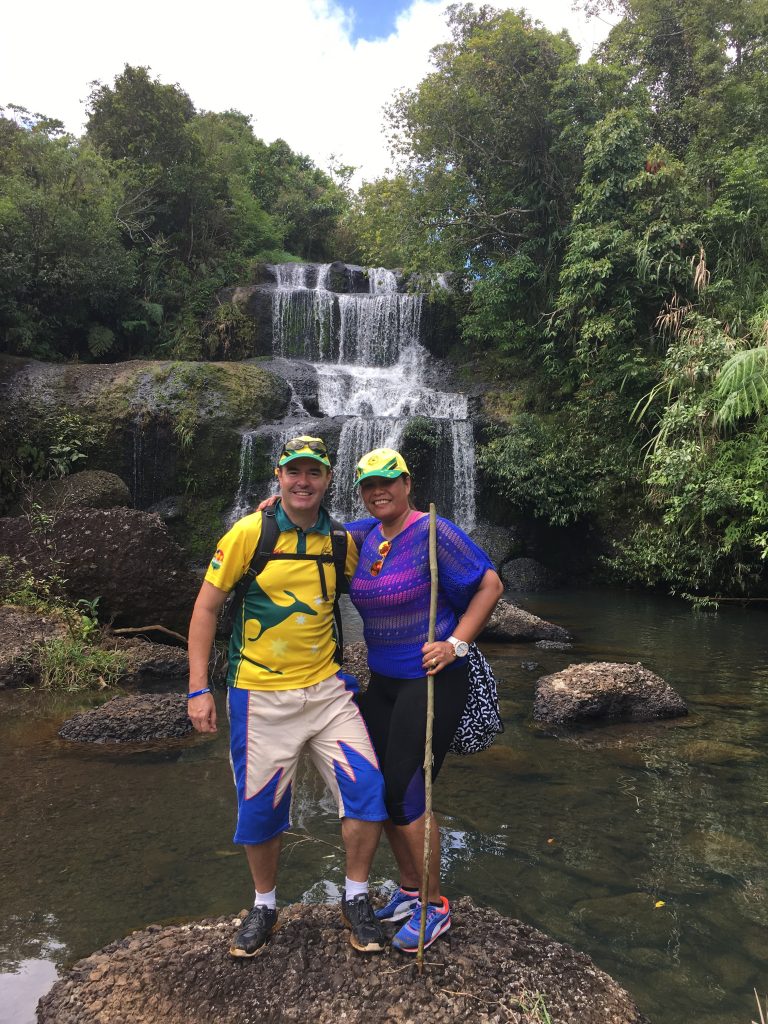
[37,898,650,1024]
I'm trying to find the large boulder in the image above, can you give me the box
[0,508,199,633]
[59,693,193,743]
[28,470,132,512]
[469,523,518,570]
[480,599,571,643]
[37,898,649,1024]
[501,557,560,591]
[533,662,688,726]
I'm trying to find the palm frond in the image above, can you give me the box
[713,346,768,428]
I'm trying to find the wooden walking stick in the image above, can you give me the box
[417,502,439,974]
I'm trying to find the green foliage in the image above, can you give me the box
[0,108,137,358]
[0,556,127,690]
[615,314,768,594]
[0,410,98,514]
[399,415,442,494]
[0,555,66,612]
[0,68,352,361]
[477,415,605,527]
[193,300,256,361]
[36,631,128,692]
[713,346,768,427]
[382,5,588,277]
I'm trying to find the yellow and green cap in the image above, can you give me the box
[277,435,331,469]
[354,447,410,486]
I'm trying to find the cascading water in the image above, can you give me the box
[231,263,476,529]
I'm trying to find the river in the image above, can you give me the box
[0,587,766,1024]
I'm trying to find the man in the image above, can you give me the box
[187,436,387,957]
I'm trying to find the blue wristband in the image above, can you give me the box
[187,687,211,700]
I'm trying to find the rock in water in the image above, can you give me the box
[480,598,571,643]
[36,899,650,1024]
[59,693,192,743]
[533,662,687,725]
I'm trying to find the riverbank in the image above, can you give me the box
[0,588,766,1024]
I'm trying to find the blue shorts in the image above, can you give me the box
[228,673,388,845]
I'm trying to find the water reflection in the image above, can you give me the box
[0,589,766,1024]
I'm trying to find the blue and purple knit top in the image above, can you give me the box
[346,514,493,679]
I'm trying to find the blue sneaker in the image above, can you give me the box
[375,887,419,922]
[391,897,451,952]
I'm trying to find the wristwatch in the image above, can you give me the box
[448,635,469,658]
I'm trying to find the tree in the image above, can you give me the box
[0,108,136,358]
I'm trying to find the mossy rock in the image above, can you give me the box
[2,356,290,538]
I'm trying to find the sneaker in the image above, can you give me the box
[229,905,278,958]
[375,887,419,923]
[341,892,386,953]
[391,897,451,953]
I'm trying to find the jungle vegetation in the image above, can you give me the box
[2,1,768,599]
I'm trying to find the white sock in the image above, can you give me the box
[254,887,277,910]
[345,877,368,899]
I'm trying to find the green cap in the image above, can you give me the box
[354,447,410,485]
[277,436,331,469]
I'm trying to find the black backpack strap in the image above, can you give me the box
[329,518,349,595]
[328,517,348,664]
[219,508,280,638]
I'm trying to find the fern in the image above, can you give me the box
[714,347,768,428]
[87,324,115,358]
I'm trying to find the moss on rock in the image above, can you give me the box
[2,356,290,553]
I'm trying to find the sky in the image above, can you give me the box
[1,1,613,185]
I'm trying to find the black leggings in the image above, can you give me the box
[358,661,469,826]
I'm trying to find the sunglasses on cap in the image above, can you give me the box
[280,438,329,458]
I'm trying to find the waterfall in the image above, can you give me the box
[228,431,260,526]
[232,262,476,530]
[332,418,403,520]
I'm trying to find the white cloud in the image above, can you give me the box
[0,0,611,185]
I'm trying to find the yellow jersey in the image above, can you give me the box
[204,506,358,691]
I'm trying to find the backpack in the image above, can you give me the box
[219,507,349,663]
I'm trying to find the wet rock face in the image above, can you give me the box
[480,599,571,643]
[59,693,192,743]
[534,662,688,726]
[37,898,650,1024]
[0,508,199,633]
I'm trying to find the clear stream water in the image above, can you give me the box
[1,587,767,1024]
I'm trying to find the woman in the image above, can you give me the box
[345,447,503,953]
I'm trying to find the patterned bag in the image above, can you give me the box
[449,642,504,756]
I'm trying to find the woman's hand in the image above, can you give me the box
[255,494,279,512]
[421,640,456,676]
